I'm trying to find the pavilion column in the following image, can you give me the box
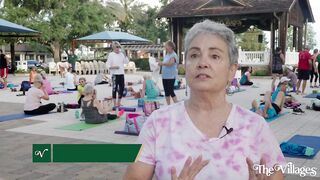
[270,18,276,72]
[303,20,308,48]
[10,42,15,74]
[292,26,297,51]
[297,26,303,51]
[177,19,183,64]
[279,12,288,54]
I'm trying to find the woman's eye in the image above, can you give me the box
[212,54,220,60]
[190,54,198,58]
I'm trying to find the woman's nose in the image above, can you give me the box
[197,56,209,69]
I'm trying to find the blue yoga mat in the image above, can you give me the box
[283,135,320,159]
[303,93,320,98]
[0,113,33,122]
[266,112,289,123]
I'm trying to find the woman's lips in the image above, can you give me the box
[196,73,211,79]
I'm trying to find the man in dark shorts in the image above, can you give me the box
[0,49,9,89]
[296,47,312,95]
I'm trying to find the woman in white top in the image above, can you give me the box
[24,74,56,115]
[64,67,77,91]
[107,41,129,107]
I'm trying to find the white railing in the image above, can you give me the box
[238,48,299,66]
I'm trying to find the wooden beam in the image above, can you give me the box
[303,20,308,48]
[297,26,303,51]
[279,12,288,54]
[292,26,297,50]
[270,18,275,72]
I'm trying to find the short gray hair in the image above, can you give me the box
[83,84,95,95]
[184,20,238,65]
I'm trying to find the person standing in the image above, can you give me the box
[107,41,129,107]
[271,47,285,91]
[148,53,160,85]
[68,50,78,71]
[158,41,178,105]
[310,49,319,88]
[296,47,312,95]
[0,49,9,89]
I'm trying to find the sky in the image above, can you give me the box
[139,0,320,47]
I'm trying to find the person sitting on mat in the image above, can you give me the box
[29,66,38,84]
[81,84,116,124]
[64,67,77,91]
[24,74,56,115]
[251,77,289,119]
[40,71,57,95]
[285,66,297,92]
[127,75,161,99]
[77,77,86,106]
[240,67,253,86]
[94,73,110,85]
[141,74,160,99]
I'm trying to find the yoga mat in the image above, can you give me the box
[56,117,123,131]
[112,106,136,112]
[283,135,320,159]
[266,112,289,123]
[303,93,320,98]
[126,96,165,101]
[0,112,56,122]
[55,122,103,131]
[114,130,139,136]
[0,113,33,122]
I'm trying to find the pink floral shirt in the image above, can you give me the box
[137,101,286,180]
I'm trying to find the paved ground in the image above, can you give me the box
[0,73,319,180]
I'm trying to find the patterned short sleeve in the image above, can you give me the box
[137,114,157,165]
[255,119,286,168]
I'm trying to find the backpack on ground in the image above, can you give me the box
[20,81,31,92]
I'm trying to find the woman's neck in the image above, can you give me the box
[187,90,229,112]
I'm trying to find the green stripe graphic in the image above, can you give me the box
[52,144,142,162]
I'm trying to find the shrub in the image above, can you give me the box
[130,58,150,71]
[178,65,185,75]
[253,69,269,76]
[15,69,28,74]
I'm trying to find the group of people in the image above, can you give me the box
[271,46,320,95]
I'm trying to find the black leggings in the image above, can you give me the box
[310,68,318,83]
[241,81,253,86]
[162,79,176,97]
[24,103,56,115]
[112,74,125,99]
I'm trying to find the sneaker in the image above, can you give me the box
[293,108,304,113]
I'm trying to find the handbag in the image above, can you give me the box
[143,101,160,116]
[124,113,146,134]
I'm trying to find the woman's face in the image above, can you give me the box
[113,44,121,53]
[79,80,86,86]
[185,33,237,93]
[165,44,173,53]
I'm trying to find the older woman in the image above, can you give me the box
[24,74,56,115]
[159,41,179,105]
[81,84,115,124]
[124,20,285,180]
[107,41,129,107]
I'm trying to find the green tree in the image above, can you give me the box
[237,28,267,51]
[1,0,114,62]
[286,24,316,50]
[107,0,136,32]
[130,6,169,43]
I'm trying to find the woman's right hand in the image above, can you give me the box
[171,156,209,180]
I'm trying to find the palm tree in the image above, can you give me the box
[107,0,136,32]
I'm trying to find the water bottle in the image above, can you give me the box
[75,110,80,120]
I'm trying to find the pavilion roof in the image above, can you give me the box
[158,0,314,22]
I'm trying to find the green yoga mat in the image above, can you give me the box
[56,117,123,131]
[56,122,103,131]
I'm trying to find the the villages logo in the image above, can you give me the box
[253,162,318,177]
[34,149,49,158]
